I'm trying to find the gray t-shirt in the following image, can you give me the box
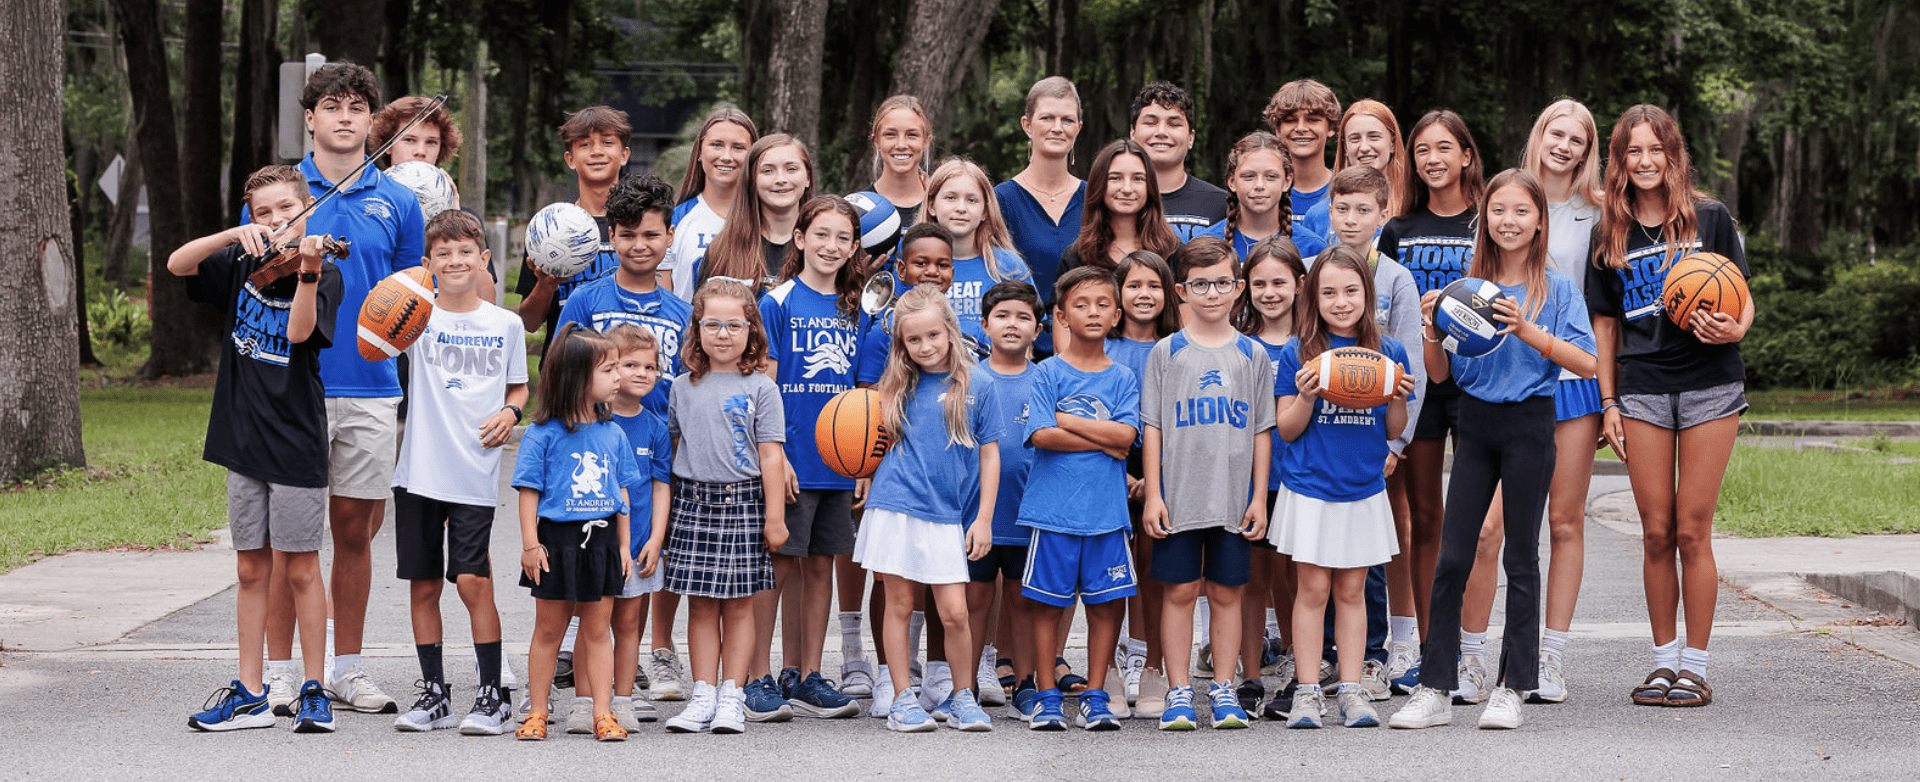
[667,369,786,483]
[1141,330,1278,532]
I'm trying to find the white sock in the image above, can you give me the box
[334,653,360,674]
[1460,631,1486,658]
[267,658,296,674]
[324,619,336,660]
[1679,647,1709,676]
[1196,597,1212,641]
[980,644,997,666]
[839,611,864,657]
[907,611,926,667]
[1390,616,1418,645]
[1541,628,1569,659]
[1652,639,1681,673]
[562,617,580,654]
[613,695,630,705]
[1265,609,1282,641]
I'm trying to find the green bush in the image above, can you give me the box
[1743,241,1920,389]
[86,288,150,349]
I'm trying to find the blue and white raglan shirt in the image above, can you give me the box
[1452,270,1596,403]
[1274,335,1414,502]
[1585,199,1749,395]
[948,248,1034,349]
[1141,331,1278,532]
[613,409,674,557]
[982,362,1040,545]
[866,367,1005,525]
[295,154,424,398]
[556,275,693,414]
[760,278,870,491]
[662,196,727,295]
[512,419,640,522]
[1016,357,1141,536]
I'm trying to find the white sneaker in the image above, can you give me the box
[840,657,875,698]
[711,680,747,734]
[918,662,953,714]
[264,666,300,717]
[665,681,717,733]
[868,665,895,718]
[1528,652,1568,703]
[1359,659,1392,702]
[1134,667,1168,719]
[1194,643,1214,678]
[329,664,398,714]
[1386,641,1420,695]
[1123,649,1146,704]
[1452,654,1490,704]
[564,698,594,734]
[1336,685,1380,728]
[648,648,688,701]
[1479,686,1523,729]
[977,646,1006,706]
[1388,685,1453,729]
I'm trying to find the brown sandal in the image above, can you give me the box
[1631,667,1675,706]
[516,711,550,740]
[1664,670,1713,707]
[594,712,629,741]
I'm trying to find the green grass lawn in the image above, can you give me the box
[1717,444,1920,537]
[1844,437,1920,458]
[0,387,225,572]
[1745,387,1920,421]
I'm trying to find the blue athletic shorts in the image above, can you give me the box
[1020,528,1137,608]
[1148,527,1252,586]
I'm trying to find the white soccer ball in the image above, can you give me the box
[525,202,601,277]
[386,161,457,221]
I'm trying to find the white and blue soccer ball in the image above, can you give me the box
[1434,277,1511,358]
[386,161,457,221]
[525,202,600,277]
[844,191,901,257]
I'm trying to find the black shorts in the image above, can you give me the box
[1412,377,1463,441]
[778,489,856,557]
[393,487,495,583]
[968,544,1031,583]
[519,516,624,603]
[1149,527,1253,587]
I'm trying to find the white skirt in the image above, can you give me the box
[1267,486,1398,569]
[853,508,970,585]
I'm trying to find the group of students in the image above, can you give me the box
[177,60,1752,740]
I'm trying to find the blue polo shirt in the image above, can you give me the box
[294,155,425,397]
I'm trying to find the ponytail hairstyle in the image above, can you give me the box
[1294,244,1381,362]
[1074,138,1181,271]
[701,133,817,294]
[534,323,616,431]
[1333,99,1413,218]
[868,95,933,185]
[923,157,1023,281]
[1597,104,1703,272]
[876,285,978,448]
[1405,109,1486,216]
[1223,131,1294,242]
[674,104,760,206]
[778,195,868,322]
[1522,99,1605,208]
[1110,249,1181,340]
[682,279,770,381]
[1234,236,1307,336]
[1470,169,1552,320]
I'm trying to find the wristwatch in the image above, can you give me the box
[504,404,524,424]
[297,271,320,284]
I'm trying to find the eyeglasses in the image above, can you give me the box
[699,319,750,335]
[1180,278,1241,295]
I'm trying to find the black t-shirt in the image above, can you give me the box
[1585,199,1748,395]
[867,185,921,261]
[763,237,790,283]
[1378,207,1478,295]
[187,244,344,487]
[1160,175,1229,242]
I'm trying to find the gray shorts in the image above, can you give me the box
[1620,381,1749,431]
[779,489,856,557]
[325,396,401,499]
[227,471,327,552]
[618,561,666,599]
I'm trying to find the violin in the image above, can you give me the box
[247,235,353,288]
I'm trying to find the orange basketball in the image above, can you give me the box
[1663,252,1748,328]
[357,267,436,361]
[815,388,892,479]
[1315,346,1398,410]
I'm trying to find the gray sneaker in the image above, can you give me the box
[611,698,640,732]
[1527,653,1568,703]
[1452,654,1490,704]
[1360,659,1392,702]
[648,648,688,702]
[1285,685,1323,729]
[1337,685,1380,727]
[565,698,594,734]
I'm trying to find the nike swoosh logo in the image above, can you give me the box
[1574,215,1593,221]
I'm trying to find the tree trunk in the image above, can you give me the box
[1772,127,1826,255]
[103,139,141,289]
[182,0,225,236]
[115,0,221,378]
[67,132,102,368]
[0,0,86,478]
[763,0,829,147]
[381,0,414,103]
[314,0,383,75]
[889,0,1002,141]
[228,0,279,218]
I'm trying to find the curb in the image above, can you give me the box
[1741,419,1920,437]
[1803,572,1920,630]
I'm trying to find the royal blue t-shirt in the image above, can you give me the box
[512,419,640,522]
[290,155,424,398]
[983,362,1039,545]
[1255,335,1291,491]
[1105,336,1157,448]
[866,367,1004,525]
[855,307,896,386]
[1199,220,1326,261]
[1378,208,1477,295]
[1289,180,1331,257]
[555,275,693,415]
[995,180,1086,305]
[1017,357,1141,535]
[1274,334,1413,503]
[1451,271,1596,403]
[612,409,673,557]
[948,248,1034,349]
[760,278,868,490]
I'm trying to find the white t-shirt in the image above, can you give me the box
[663,196,727,295]
[392,302,530,505]
[1547,193,1601,294]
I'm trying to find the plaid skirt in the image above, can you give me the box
[663,478,776,599]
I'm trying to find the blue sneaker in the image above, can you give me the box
[1028,688,1067,731]
[743,675,794,722]
[776,666,802,699]
[789,671,860,718]
[293,679,336,733]
[1076,688,1121,731]
[930,693,954,722]
[887,691,936,733]
[188,680,275,731]
[1159,685,1197,731]
[1208,681,1250,729]
[946,688,993,732]
[1010,685,1038,722]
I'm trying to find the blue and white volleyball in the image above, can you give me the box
[525,202,600,277]
[1434,277,1510,358]
[845,191,901,257]
[386,161,457,221]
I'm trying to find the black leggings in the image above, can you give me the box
[1418,395,1555,692]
